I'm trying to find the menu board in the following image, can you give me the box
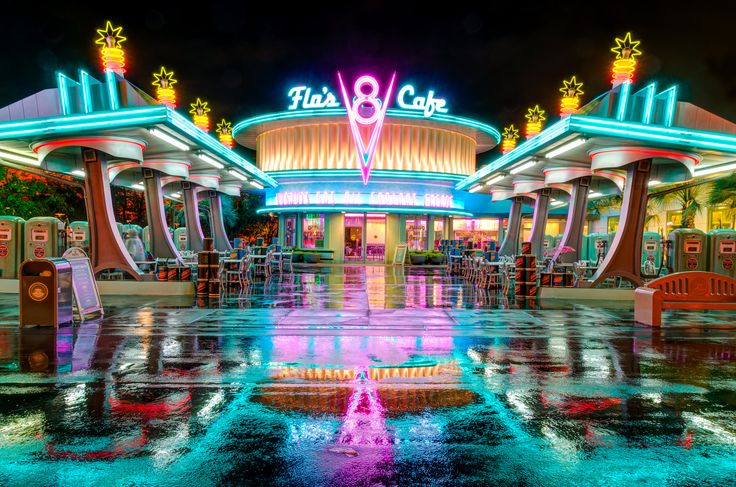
[393,244,408,266]
[62,249,103,319]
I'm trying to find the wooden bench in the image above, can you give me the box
[634,271,736,326]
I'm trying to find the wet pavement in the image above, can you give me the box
[1,265,736,486]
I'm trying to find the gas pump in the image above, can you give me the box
[587,232,611,266]
[173,227,188,252]
[24,217,65,259]
[667,228,707,272]
[707,229,736,277]
[542,234,555,252]
[581,235,589,261]
[641,231,662,276]
[0,216,25,279]
[142,226,151,253]
[68,221,90,253]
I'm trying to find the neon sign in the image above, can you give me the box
[274,191,453,208]
[287,86,340,110]
[338,72,396,185]
[397,85,448,117]
[286,81,449,118]
[95,21,126,74]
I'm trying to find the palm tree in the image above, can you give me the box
[649,183,711,229]
[707,173,736,228]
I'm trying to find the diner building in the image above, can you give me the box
[233,76,566,263]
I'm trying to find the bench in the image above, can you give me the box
[634,271,736,326]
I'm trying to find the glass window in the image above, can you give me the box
[302,213,325,248]
[452,218,499,246]
[709,207,732,230]
[405,216,427,251]
[284,214,297,248]
[607,216,620,233]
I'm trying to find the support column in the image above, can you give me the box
[498,197,524,256]
[181,182,205,252]
[587,159,651,287]
[142,168,182,261]
[529,188,551,258]
[553,176,590,263]
[82,149,142,279]
[208,191,233,251]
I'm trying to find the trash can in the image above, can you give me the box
[19,258,73,327]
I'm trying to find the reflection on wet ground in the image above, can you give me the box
[1,266,736,485]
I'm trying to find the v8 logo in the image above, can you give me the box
[337,72,396,185]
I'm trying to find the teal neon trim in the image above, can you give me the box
[456,118,570,190]
[616,81,631,121]
[79,70,93,114]
[56,72,71,116]
[663,85,678,127]
[165,109,277,187]
[457,113,736,190]
[637,83,657,124]
[105,70,118,110]
[267,169,467,182]
[233,108,501,144]
[0,106,168,140]
[257,205,473,217]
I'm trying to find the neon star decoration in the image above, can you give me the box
[524,105,546,139]
[152,67,177,108]
[501,125,520,154]
[337,72,396,185]
[189,98,211,132]
[559,76,584,117]
[95,21,127,74]
[216,119,234,148]
[611,32,642,85]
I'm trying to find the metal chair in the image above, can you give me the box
[223,255,247,294]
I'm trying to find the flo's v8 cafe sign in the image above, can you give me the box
[287,81,449,118]
[287,72,450,186]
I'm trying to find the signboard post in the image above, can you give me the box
[393,244,408,266]
[62,248,103,320]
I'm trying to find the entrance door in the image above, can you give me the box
[344,213,364,262]
[365,213,386,263]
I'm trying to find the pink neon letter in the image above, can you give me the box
[337,71,396,185]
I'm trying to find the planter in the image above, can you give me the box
[292,253,304,263]
[429,255,444,265]
[303,253,321,264]
[410,255,427,265]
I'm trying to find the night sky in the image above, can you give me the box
[2,2,734,161]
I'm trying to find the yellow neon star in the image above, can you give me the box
[216,119,232,136]
[560,76,584,98]
[611,32,642,60]
[153,67,177,88]
[189,98,211,116]
[502,125,520,141]
[95,21,126,49]
[525,105,547,123]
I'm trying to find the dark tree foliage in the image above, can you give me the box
[0,167,85,222]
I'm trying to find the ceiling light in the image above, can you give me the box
[469,185,483,193]
[228,169,247,181]
[0,149,40,166]
[545,138,585,159]
[149,128,190,151]
[694,162,736,177]
[71,169,85,177]
[485,174,505,186]
[588,191,603,198]
[250,180,264,189]
[509,159,537,175]
[648,180,662,186]
[132,184,145,191]
[170,192,181,198]
[198,153,224,169]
